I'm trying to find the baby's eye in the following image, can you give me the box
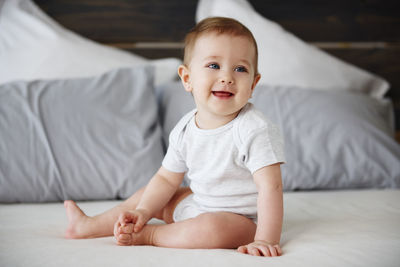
[207,63,220,69]
[235,66,248,73]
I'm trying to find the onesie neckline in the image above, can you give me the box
[189,103,251,136]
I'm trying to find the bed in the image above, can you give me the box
[1,0,400,266]
[1,190,399,267]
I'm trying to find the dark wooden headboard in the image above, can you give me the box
[35,0,400,130]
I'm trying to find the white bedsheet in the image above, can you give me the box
[1,190,399,267]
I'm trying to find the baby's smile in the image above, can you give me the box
[212,91,234,99]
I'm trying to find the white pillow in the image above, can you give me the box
[0,0,181,86]
[196,0,389,98]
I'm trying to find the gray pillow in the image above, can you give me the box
[157,82,400,190]
[156,82,195,151]
[0,67,164,202]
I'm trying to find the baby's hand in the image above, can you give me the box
[237,240,282,257]
[113,209,151,246]
[113,222,135,246]
[117,209,151,233]
[113,222,133,245]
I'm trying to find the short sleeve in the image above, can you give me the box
[242,124,285,174]
[162,141,188,173]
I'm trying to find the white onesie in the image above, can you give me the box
[162,103,285,222]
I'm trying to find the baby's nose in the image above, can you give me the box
[220,79,233,84]
[219,74,234,84]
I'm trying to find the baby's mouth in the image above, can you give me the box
[212,91,234,98]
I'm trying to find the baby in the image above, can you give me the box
[64,17,285,257]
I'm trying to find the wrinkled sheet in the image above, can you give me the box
[1,190,399,267]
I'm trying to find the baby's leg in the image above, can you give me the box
[64,187,145,239]
[115,212,257,249]
[65,187,191,239]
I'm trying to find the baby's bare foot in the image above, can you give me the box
[64,200,92,239]
[115,224,155,246]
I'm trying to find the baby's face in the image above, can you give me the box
[183,33,260,122]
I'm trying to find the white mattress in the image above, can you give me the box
[1,189,399,267]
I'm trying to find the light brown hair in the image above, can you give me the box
[183,17,259,75]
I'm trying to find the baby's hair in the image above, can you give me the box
[183,17,259,75]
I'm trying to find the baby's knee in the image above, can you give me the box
[194,212,255,247]
[196,213,226,233]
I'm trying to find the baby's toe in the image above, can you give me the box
[116,233,132,246]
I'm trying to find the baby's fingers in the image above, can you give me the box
[275,245,282,256]
[262,245,282,257]
[238,245,260,256]
[251,247,262,256]
[268,244,282,256]
[237,245,248,254]
[133,216,147,232]
[256,245,271,257]
[113,221,121,237]
[237,243,282,257]
[120,223,134,234]
[118,211,136,225]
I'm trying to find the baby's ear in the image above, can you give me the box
[178,65,192,92]
[251,73,261,91]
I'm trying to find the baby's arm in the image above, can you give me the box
[116,166,185,232]
[238,163,283,257]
